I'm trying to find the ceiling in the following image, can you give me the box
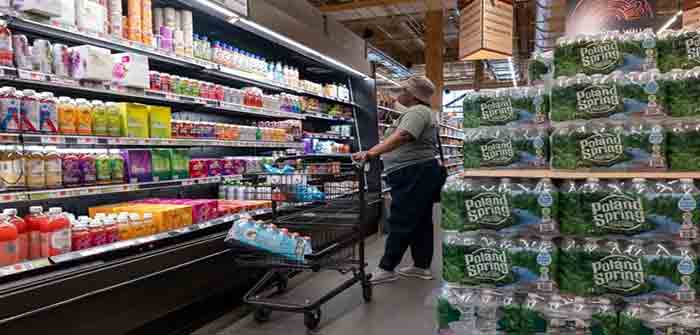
[308,0,537,90]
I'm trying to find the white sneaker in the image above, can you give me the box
[370,268,399,285]
[398,266,434,280]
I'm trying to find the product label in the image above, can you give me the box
[580,41,621,71]
[96,159,111,182]
[686,35,700,63]
[479,98,516,124]
[0,97,20,131]
[480,139,515,165]
[576,85,621,117]
[50,228,71,254]
[591,194,645,232]
[39,102,58,133]
[464,247,510,281]
[465,192,511,228]
[580,133,624,164]
[591,254,645,292]
[21,100,40,132]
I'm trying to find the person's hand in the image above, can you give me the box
[352,151,373,162]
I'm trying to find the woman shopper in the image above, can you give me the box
[353,75,447,285]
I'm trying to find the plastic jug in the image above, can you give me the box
[0,214,18,266]
[3,208,26,261]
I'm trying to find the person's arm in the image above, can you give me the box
[353,109,428,161]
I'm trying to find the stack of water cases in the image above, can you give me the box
[439,29,700,334]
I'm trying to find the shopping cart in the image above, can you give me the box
[226,154,376,331]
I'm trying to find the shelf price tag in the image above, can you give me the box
[77,137,96,145]
[182,179,195,186]
[42,136,64,145]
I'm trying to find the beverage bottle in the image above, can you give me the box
[44,149,62,188]
[290,233,304,260]
[264,224,280,252]
[24,150,46,189]
[71,223,90,251]
[105,102,122,137]
[91,100,108,136]
[42,207,71,257]
[277,228,292,256]
[25,206,46,259]
[129,213,145,238]
[0,214,18,266]
[117,213,131,240]
[233,217,253,241]
[75,98,93,135]
[3,208,27,261]
[0,87,21,133]
[57,97,78,135]
[38,92,58,134]
[110,153,125,183]
[19,89,39,132]
[302,236,312,256]
[96,153,112,185]
[142,213,155,235]
[88,218,106,246]
[103,216,119,243]
[80,153,97,186]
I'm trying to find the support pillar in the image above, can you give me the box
[425,0,444,110]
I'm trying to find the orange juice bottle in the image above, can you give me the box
[57,97,78,135]
[117,213,131,240]
[129,213,145,238]
[75,98,93,135]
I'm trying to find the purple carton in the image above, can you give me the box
[122,150,153,183]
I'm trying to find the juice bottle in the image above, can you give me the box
[24,206,47,259]
[41,207,71,257]
[88,218,106,246]
[96,153,112,185]
[3,208,27,261]
[91,100,108,136]
[105,102,122,137]
[0,87,20,132]
[75,98,93,135]
[24,151,46,189]
[0,148,25,190]
[117,213,131,240]
[143,212,155,235]
[61,153,81,187]
[129,213,144,238]
[38,92,58,134]
[71,223,90,251]
[44,149,62,188]
[103,217,119,243]
[20,89,40,133]
[110,153,125,183]
[0,215,18,266]
[79,153,96,186]
[57,97,78,135]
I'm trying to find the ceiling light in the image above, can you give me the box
[236,18,368,78]
[658,10,683,34]
[192,0,239,20]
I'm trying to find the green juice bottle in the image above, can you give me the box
[92,100,109,136]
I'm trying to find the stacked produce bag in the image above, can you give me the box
[440,28,700,334]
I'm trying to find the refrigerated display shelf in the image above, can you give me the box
[0,67,307,120]
[459,169,700,179]
[0,175,243,204]
[1,16,358,107]
[0,206,274,279]
[440,123,463,132]
[440,134,464,140]
[0,133,304,149]
[303,111,355,122]
[302,133,354,141]
[378,106,402,115]
[442,144,462,148]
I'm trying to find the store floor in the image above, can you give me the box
[193,211,442,335]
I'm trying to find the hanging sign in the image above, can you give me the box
[565,0,673,36]
[459,0,514,60]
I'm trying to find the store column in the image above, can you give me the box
[425,0,444,110]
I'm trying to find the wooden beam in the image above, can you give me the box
[425,1,444,110]
[317,0,420,12]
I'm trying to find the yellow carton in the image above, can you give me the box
[148,106,172,138]
[117,103,150,138]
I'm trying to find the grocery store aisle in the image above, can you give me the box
[194,207,442,335]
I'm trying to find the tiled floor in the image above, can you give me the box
[194,215,442,335]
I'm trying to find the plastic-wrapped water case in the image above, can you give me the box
[463,126,549,170]
[462,86,549,129]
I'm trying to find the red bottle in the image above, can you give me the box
[3,208,27,261]
[25,206,47,259]
[71,224,90,251]
[41,207,71,257]
[0,216,18,266]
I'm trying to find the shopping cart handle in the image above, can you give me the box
[275,154,353,162]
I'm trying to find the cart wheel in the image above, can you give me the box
[362,283,373,302]
[254,308,272,323]
[304,309,322,330]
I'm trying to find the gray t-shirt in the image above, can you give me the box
[382,104,438,173]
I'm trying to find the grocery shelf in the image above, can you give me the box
[303,111,355,122]
[0,67,307,120]
[303,133,354,141]
[0,207,273,278]
[440,134,464,140]
[4,15,358,108]
[444,162,462,168]
[378,106,402,115]
[0,175,243,204]
[0,133,304,149]
[442,144,463,148]
[440,123,463,132]
[459,169,700,179]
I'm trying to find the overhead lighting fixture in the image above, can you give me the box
[192,0,239,21]
[236,18,368,78]
[376,73,401,87]
[508,57,518,88]
[658,10,683,33]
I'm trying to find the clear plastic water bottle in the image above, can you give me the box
[302,236,312,256]
[278,228,292,256]
[264,224,280,253]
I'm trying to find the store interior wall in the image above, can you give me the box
[248,0,371,77]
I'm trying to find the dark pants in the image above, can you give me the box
[379,159,444,271]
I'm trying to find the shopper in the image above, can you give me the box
[353,75,446,285]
